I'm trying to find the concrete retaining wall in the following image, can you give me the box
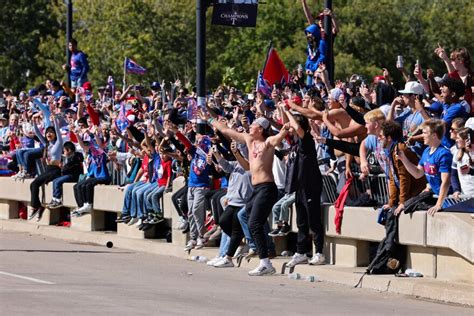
[0,177,472,284]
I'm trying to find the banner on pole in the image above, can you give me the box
[212,2,258,27]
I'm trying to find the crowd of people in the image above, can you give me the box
[0,1,473,276]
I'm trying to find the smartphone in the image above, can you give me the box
[396,55,404,68]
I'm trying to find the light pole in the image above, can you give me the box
[196,0,207,109]
[66,0,73,86]
[324,0,334,84]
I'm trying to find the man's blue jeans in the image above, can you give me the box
[52,174,75,199]
[122,181,146,216]
[145,185,166,215]
[131,182,157,218]
[219,232,230,257]
[237,207,275,253]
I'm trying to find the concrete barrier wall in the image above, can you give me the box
[0,177,472,283]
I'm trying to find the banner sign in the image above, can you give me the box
[212,3,258,27]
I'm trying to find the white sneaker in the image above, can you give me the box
[177,216,188,231]
[309,253,326,265]
[286,253,309,268]
[207,256,223,266]
[248,263,276,276]
[127,217,139,226]
[195,237,206,249]
[75,203,92,216]
[184,239,197,252]
[135,218,143,227]
[213,257,234,268]
[234,244,250,258]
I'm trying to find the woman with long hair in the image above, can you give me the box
[29,114,64,221]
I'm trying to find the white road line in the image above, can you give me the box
[0,271,55,285]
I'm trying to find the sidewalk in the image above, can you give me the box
[1,218,472,307]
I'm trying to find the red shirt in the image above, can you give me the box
[158,159,172,187]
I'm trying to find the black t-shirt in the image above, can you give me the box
[285,132,321,193]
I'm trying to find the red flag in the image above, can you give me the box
[262,48,289,87]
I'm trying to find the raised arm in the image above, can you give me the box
[301,0,315,25]
[267,123,291,147]
[199,110,248,144]
[283,107,305,139]
[231,141,250,171]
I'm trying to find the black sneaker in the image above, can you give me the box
[277,224,291,236]
[268,227,281,237]
[116,215,131,223]
[47,200,62,209]
[36,207,45,222]
[137,222,147,230]
[149,216,164,225]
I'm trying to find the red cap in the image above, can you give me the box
[373,76,386,84]
[82,81,92,91]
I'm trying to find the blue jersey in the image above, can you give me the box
[419,146,452,195]
[187,146,211,187]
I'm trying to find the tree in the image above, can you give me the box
[0,0,58,92]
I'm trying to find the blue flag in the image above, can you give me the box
[124,58,147,75]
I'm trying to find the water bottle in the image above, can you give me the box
[288,272,302,280]
[405,269,423,277]
[191,256,208,263]
[305,275,319,282]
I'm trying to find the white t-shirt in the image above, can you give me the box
[453,148,474,197]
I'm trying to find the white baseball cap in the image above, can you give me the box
[398,81,424,95]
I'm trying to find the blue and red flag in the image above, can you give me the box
[124,58,147,75]
[256,72,272,97]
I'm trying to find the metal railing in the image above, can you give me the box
[321,172,390,206]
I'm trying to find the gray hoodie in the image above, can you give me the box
[218,158,253,207]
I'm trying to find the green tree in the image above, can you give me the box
[0,0,58,92]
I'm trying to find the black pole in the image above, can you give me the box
[66,0,73,86]
[324,0,334,84]
[196,0,207,110]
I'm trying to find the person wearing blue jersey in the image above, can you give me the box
[397,119,453,215]
[63,38,89,89]
[72,127,110,216]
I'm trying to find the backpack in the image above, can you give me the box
[366,209,405,274]
[355,209,405,287]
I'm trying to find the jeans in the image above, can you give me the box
[237,207,275,255]
[16,148,32,167]
[187,186,209,240]
[218,232,230,257]
[272,192,295,224]
[146,185,166,214]
[122,181,146,216]
[130,182,157,218]
[23,148,43,174]
[52,174,75,199]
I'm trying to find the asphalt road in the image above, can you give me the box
[0,231,471,316]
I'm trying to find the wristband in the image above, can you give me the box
[208,118,215,124]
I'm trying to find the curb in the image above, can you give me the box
[1,219,473,307]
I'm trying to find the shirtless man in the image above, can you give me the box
[200,110,291,276]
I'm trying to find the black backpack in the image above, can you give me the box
[355,209,405,287]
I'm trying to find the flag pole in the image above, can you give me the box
[123,57,127,93]
[261,41,273,73]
